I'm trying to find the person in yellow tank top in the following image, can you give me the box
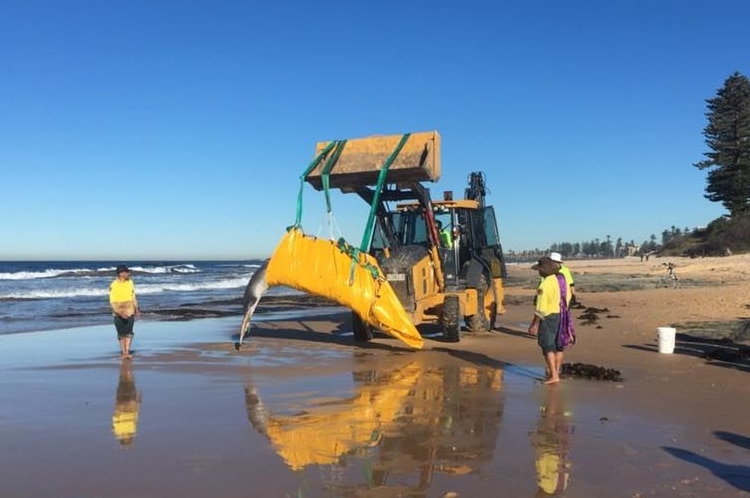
[109,265,139,359]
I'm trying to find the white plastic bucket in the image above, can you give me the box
[657,327,676,354]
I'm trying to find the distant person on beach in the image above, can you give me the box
[109,265,139,359]
[549,252,576,305]
[662,262,678,289]
[528,257,572,385]
[111,360,142,447]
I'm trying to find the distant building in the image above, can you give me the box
[626,244,641,257]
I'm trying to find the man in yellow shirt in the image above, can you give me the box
[109,265,139,359]
[528,257,571,385]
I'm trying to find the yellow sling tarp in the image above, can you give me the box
[265,228,423,349]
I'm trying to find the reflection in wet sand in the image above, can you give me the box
[531,386,574,496]
[244,357,504,496]
[111,360,142,447]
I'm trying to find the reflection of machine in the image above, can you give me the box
[305,132,507,342]
[243,356,504,494]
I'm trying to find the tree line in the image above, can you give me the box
[506,226,698,261]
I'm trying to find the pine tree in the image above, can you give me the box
[695,72,750,216]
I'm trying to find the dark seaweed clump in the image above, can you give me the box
[561,362,623,382]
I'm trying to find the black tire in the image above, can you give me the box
[442,295,461,342]
[466,274,491,332]
[352,312,373,342]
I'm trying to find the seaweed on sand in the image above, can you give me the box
[561,362,623,382]
[578,307,609,326]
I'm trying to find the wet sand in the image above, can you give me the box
[1,255,749,497]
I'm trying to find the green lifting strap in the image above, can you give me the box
[337,237,382,280]
[321,140,347,213]
[293,140,339,228]
[348,132,411,283]
[358,133,411,251]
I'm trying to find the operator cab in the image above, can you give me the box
[369,199,505,288]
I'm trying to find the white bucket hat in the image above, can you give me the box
[549,252,563,263]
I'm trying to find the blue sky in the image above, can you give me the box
[1,1,748,260]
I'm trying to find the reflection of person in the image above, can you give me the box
[549,252,575,305]
[436,220,453,249]
[531,387,572,496]
[111,360,142,447]
[109,265,139,359]
[528,257,571,385]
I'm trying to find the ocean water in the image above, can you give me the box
[0,260,291,335]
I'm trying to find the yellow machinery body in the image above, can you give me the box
[262,130,506,345]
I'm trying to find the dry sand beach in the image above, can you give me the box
[1,255,749,497]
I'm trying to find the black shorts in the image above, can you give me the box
[537,313,562,354]
[114,315,135,338]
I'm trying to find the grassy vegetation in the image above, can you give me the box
[660,214,750,257]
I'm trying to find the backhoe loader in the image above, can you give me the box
[305,131,507,342]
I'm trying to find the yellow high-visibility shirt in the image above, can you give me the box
[559,265,574,286]
[535,275,570,318]
[439,229,453,249]
[109,279,135,303]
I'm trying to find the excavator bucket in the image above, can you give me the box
[265,228,424,349]
[305,131,441,191]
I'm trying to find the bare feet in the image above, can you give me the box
[544,377,560,385]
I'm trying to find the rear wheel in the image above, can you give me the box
[352,312,373,342]
[466,273,492,332]
[442,295,461,342]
